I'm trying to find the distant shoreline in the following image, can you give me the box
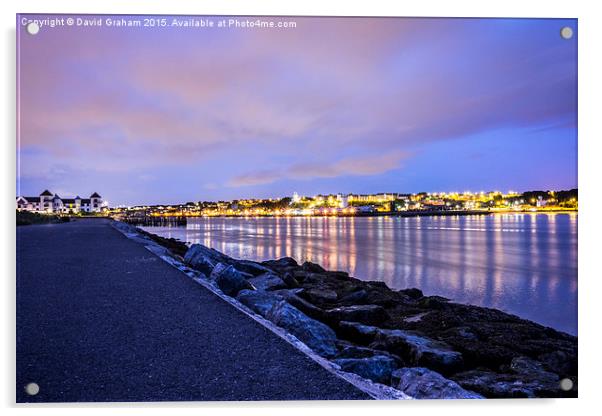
[124,209,577,225]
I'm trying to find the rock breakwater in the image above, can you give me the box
[135,227,578,399]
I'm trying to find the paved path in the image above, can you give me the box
[16,219,369,402]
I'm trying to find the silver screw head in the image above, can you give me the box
[560,26,573,40]
[24,382,40,395]
[26,22,40,35]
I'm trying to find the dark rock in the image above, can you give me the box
[336,344,384,359]
[233,260,274,276]
[334,355,398,384]
[398,288,423,299]
[338,289,369,305]
[270,287,303,295]
[509,356,559,384]
[247,273,288,291]
[282,272,300,288]
[301,273,328,285]
[208,262,229,279]
[209,263,254,297]
[238,271,255,280]
[538,350,576,376]
[326,270,350,280]
[266,301,338,357]
[301,261,326,273]
[208,262,251,280]
[138,229,189,257]
[451,369,560,398]
[371,329,463,375]
[304,288,338,304]
[364,288,399,307]
[236,289,283,317]
[336,343,403,364]
[271,289,326,321]
[392,367,483,399]
[438,326,479,341]
[337,321,381,345]
[271,287,305,297]
[449,326,478,340]
[184,244,230,275]
[366,281,389,290]
[325,305,389,326]
[418,296,450,309]
[280,266,301,276]
[292,270,309,282]
[262,257,298,269]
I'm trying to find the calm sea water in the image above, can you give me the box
[141,213,578,335]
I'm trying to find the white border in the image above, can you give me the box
[3,1,601,415]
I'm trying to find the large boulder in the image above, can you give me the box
[371,329,463,375]
[303,288,338,304]
[292,270,310,282]
[538,350,576,376]
[301,261,326,273]
[262,257,298,269]
[236,289,283,317]
[325,305,389,326]
[451,369,560,398]
[364,289,401,308]
[338,289,369,305]
[334,355,398,384]
[337,321,381,344]
[281,272,300,288]
[398,288,424,300]
[509,356,560,384]
[184,244,230,275]
[210,263,253,297]
[247,273,288,292]
[337,322,463,375]
[335,342,403,364]
[209,262,229,278]
[418,296,450,310]
[271,289,326,321]
[266,301,338,357]
[392,367,483,399]
[232,260,274,277]
[325,270,350,280]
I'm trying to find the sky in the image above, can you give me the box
[17,15,577,206]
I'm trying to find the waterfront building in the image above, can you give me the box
[16,190,105,213]
[347,193,396,203]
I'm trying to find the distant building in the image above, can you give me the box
[536,196,547,208]
[347,193,396,203]
[292,192,301,203]
[338,194,349,208]
[16,190,105,213]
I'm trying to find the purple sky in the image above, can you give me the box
[17,15,577,205]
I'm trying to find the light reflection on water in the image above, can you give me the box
[142,213,577,335]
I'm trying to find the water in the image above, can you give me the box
[141,213,578,335]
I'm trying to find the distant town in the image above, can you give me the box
[103,189,578,220]
[16,188,578,219]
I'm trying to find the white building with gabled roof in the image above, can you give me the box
[16,190,106,213]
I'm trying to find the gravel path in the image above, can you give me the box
[16,219,369,402]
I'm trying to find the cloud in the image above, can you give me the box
[228,151,409,187]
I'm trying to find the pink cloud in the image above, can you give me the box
[228,151,409,187]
